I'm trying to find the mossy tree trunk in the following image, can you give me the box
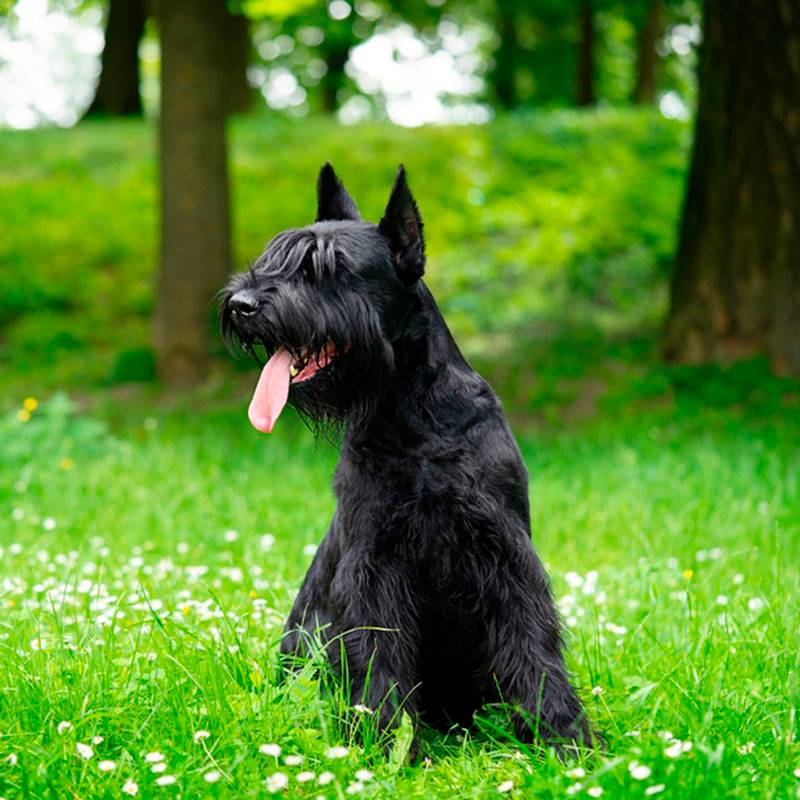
[84,0,146,117]
[154,0,232,384]
[663,0,800,375]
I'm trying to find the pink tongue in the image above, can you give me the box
[248,348,293,433]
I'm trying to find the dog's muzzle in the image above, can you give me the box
[228,289,260,318]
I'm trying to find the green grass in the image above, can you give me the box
[1,373,799,798]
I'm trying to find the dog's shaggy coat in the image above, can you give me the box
[221,164,591,750]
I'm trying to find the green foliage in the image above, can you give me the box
[110,347,157,383]
[246,0,442,115]
[1,392,116,468]
[472,0,700,110]
[0,110,687,395]
[243,0,319,19]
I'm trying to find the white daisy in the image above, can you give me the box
[266,771,289,792]
[76,743,94,760]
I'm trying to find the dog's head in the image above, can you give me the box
[221,163,427,434]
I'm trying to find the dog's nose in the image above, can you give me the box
[229,289,260,317]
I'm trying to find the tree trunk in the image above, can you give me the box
[319,44,350,113]
[491,9,519,109]
[576,0,595,106]
[632,0,662,104]
[663,0,800,375]
[154,0,232,385]
[224,10,254,114]
[84,0,146,117]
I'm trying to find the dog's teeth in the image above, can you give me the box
[289,364,299,377]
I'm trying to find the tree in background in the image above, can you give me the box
[663,0,800,375]
[83,0,253,119]
[224,7,256,113]
[631,0,662,104]
[575,0,595,106]
[154,0,232,384]
[488,0,522,108]
[83,0,146,116]
[478,0,590,110]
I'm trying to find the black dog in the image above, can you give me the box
[221,164,591,750]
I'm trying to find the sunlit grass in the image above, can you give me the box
[1,388,798,798]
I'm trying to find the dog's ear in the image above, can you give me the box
[316,162,361,222]
[379,164,425,283]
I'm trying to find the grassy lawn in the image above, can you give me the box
[2,111,799,798]
[1,373,799,798]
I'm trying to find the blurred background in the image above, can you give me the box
[0,0,798,417]
[3,6,800,794]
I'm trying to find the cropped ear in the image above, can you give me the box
[316,162,361,222]
[379,164,425,283]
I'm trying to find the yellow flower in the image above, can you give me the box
[683,569,694,580]
[59,457,75,470]
[17,409,31,423]
[249,590,257,599]
[23,397,38,412]
[182,605,190,615]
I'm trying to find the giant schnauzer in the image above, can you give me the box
[221,163,592,751]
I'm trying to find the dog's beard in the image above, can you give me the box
[224,327,394,441]
[248,342,340,433]
[221,282,398,438]
[288,337,395,440]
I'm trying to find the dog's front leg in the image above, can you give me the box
[280,522,340,663]
[484,554,593,749]
[330,559,421,734]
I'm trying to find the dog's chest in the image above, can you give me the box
[334,447,500,559]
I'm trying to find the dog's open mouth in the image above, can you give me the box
[248,342,337,433]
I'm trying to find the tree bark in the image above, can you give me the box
[576,0,595,107]
[491,9,519,109]
[632,0,662,104]
[84,0,146,117]
[224,10,254,114]
[154,0,232,385]
[663,0,800,375]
